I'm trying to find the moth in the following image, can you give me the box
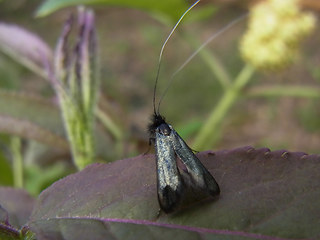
[148,113,220,213]
[147,0,220,214]
[147,0,222,213]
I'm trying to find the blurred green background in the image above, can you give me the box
[0,0,319,194]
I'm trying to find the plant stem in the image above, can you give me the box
[95,107,123,141]
[11,136,23,188]
[193,64,255,150]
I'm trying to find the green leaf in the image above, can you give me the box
[28,147,320,239]
[36,0,192,22]
[183,5,217,23]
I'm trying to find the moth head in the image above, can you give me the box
[158,122,171,136]
[148,113,168,137]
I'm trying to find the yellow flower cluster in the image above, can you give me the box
[240,0,316,70]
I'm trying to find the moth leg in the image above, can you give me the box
[190,147,199,154]
[149,137,155,146]
[143,137,155,155]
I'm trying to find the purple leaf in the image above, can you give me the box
[0,187,35,228]
[0,205,9,225]
[28,147,320,239]
[0,22,52,78]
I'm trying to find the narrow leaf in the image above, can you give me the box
[0,22,52,78]
[0,115,69,150]
[0,91,63,136]
[0,90,69,150]
[0,90,113,158]
[36,0,190,21]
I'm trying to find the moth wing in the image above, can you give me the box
[155,130,183,213]
[170,127,220,196]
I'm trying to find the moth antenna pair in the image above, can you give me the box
[152,0,201,116]
[153,1,247,115]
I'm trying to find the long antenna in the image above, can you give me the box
[157,13,248,111]
[153,0,201,115]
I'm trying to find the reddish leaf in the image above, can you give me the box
[28,147,320,239]
[0,188,35,228]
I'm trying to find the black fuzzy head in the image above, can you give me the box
[148,113,167,137]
